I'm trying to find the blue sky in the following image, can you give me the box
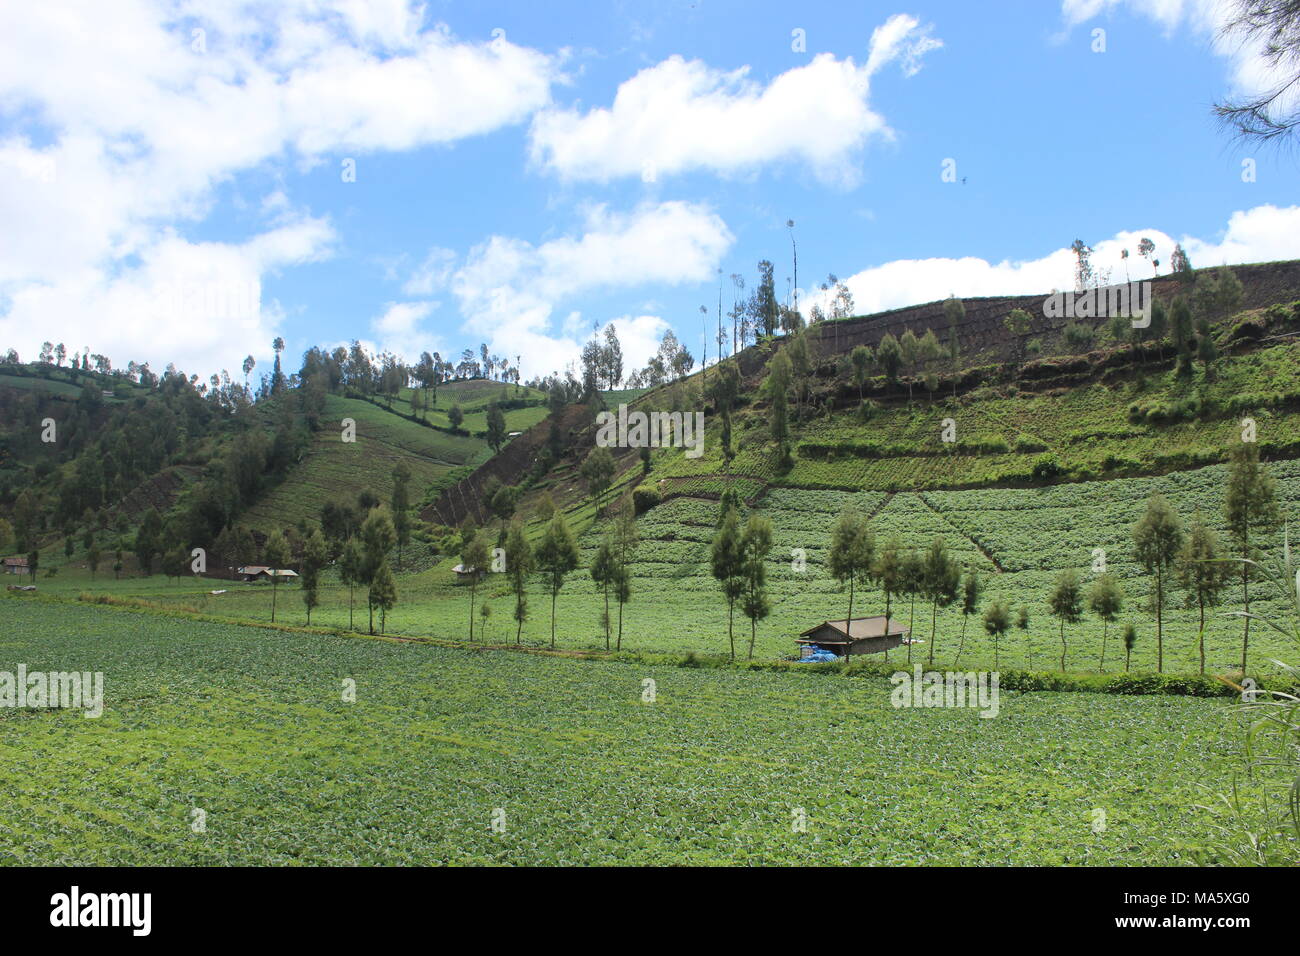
[2,0,1298,383]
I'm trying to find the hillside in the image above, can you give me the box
[11,260,1300,679]
[239,393,489,532]
[378,259,1300,675]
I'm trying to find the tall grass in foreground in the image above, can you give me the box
[1204,530,1300,865]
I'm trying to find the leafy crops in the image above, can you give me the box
[0,601,1257,865]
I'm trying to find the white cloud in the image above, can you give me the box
[804,204,1300,316]
[447,201,733,380]
[528,15,940,185]
[0,213,336,377]
[370,299,443,360]
[865,13,945,77]
[599,315,672,378]
[402,247,457,297]
[1058,0,1299,121]
[0,1,560,377]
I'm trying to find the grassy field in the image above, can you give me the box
[44,456,1300,677]
[240,394,488,531]
[0,600,1265,865]
[395,381,550,434]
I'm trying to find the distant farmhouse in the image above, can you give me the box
[236,566,299,583]
[796,616,908,657]
[3,556,30,576]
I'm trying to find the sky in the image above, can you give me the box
[2,0,1299,385]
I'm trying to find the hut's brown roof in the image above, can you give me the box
[797,616,909,642]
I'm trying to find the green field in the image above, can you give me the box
[61,456,1300,677]
[0,600,1265,865]
[395,381,549,435]
[239,394,488,531]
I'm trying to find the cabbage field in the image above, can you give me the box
[0,601,1264,865]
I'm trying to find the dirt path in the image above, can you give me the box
[914,492,1007,573]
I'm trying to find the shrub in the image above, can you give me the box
[1030,453,1064,481]
[632,485,661,514]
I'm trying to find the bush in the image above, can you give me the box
[632,485,661,514]
[1030,453,1064,481]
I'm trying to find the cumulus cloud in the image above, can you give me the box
[1058,0,1299,122]
[598,315,673,378]
[0,0,560,376]
[0,213,335,378]
[528,15,940,184]
[441,201,733,379]
[866,13,945,77]
[401,248,457,297]
[803,204,1300,317]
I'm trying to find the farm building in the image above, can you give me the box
[3,556,30,576]
[451,563,480,579]
[796,616,908,657]
[236,566,299,583]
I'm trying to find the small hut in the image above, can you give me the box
[236,566,299,583]
[796,616,909,657]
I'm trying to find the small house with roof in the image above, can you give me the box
[796,616,909,657]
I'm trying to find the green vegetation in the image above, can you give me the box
[0,600,1274,865]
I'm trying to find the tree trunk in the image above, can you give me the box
[928,600,937,666]
[907,594,916,664]
[1125,647,1131,672]
[348,585,354,630]
[955,615,968,667]
[617,598,624,651]
[1199,597,1206,675]
[1155,568,1164,673]
[1099,620,1107,673]
[271,582,278,623]
[1060,619,1067,672]
[844,578,854,638]
[727,599,735,662]
[515,597,524,645]
[1241,555,1251,675]
[603,582,611,650]
[469,582,476,642]
[883,592,891,662]
[550,590,557,648]
[748,616,757,660]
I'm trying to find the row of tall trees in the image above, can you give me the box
[701,441,1280,673]
[710,489,775,660]
[459,500,640,650]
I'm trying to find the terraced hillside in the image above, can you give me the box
[643,335,1300,499]
[240,393,489,532]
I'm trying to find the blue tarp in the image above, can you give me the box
[799,645,839,663]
